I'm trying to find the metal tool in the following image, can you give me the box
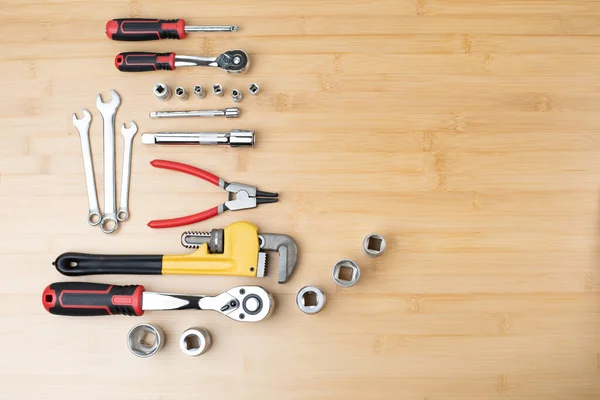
[362,233,386,257]
[127,323,165,358]
[115,50,249,74]
[153,83,172,101]
[42,282,273,322]
[180,328,212,356]
[147,159,277,228]
[96,90,121,234]
[149,108,239,119]
[212,84,224,97]
[117,122,137,222]
[193,85,206,99]
[332,259,360,287]
[106,18,238,41]
[231,89,242,103]
[248,83,260,95]
[296,286,326,315]
[175,87,188,100]
[53,221,299,284]
[141,129,254,147]
[72,109,101,226]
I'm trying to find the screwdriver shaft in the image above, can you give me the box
[185,25,238,32]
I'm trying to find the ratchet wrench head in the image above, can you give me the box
[72,109,92,129]
[216,50,249,73]
[220,286,273,322]
[96,89,121,112]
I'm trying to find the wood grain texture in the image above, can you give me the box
[1,0,600,398]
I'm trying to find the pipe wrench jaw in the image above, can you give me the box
[203,286,273,322]
[259,233,299,284]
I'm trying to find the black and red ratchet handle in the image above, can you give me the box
[106,18,238,41]
[114,50,249,73]
[42,282,145,317]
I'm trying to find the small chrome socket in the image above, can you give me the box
[231,89,243,103]
[153,83,171,101]
[127,324,165,358]
[248,83,260,95]
[175,87,188,100]
[180,328,212,357]
[212,84,224,97]
[362,234,386,257]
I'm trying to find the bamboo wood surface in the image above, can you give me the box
[1,0,600,398]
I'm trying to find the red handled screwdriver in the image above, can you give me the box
[106,18,238,41]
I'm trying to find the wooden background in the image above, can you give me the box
[1,0,600,398]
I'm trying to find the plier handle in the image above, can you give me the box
[147,159,278,229]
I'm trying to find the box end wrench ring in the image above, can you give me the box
[117,121,138,222]
[72,109,101,226]
[96,90,121,234]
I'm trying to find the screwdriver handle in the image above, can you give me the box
[106,18,186,41]
[42,282,144,317]
[115,52,176,72]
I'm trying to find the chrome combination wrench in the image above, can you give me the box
[72,109,101,226]
[117,121,137,222]
[96,90,121,234]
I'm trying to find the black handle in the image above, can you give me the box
[42,282,144,316]
[54,252,162,276]
[106,18,186,41]
[114,52,176,72]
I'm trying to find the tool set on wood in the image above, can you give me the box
[43,17,388,358]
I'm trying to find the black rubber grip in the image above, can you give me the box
[114,52,176,72]
[54,252,163,276]
[106,18,185,41]
[42,282,145,316]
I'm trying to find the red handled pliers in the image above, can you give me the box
[148,160,279,229]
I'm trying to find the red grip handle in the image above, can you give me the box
[43,282,144,316]
[114,52,176,72]
[150,160,221,186]
[148,207,220,229]
[106,18,186,41]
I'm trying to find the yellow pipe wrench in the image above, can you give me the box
[54,222,298,283]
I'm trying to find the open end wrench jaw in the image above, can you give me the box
[72,109,92,127]
[95,90,121,111]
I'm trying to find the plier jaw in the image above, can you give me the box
[224,182,279,211]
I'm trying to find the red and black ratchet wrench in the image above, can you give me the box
[106,18,238,41]
[114,49,249,73]
[148,159,278,229]
[42,282,273,322]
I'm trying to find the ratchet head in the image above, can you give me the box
[221,286,273,322]
[72,109,92,130]
[259,233,299,284]
[96,89,121,112]
[121,121,138,139]
[216,50,249,73]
